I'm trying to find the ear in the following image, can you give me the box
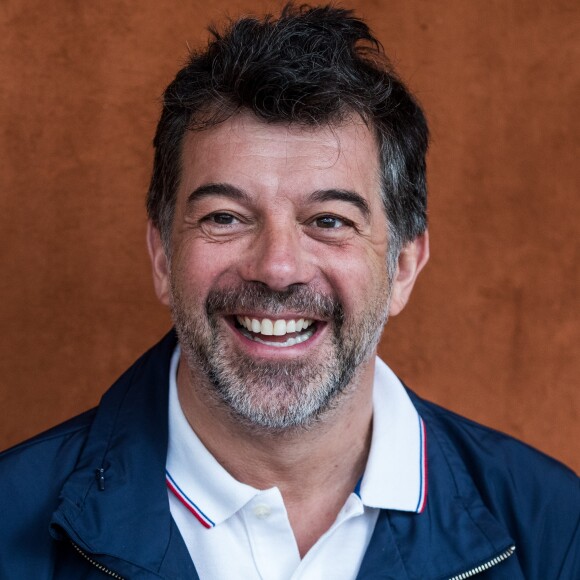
[388,231,429,317]
[147,221,171,306]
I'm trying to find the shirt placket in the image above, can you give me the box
[242,487,301,580]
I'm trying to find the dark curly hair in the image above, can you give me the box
[147,3,428,261]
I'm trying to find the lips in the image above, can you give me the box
[234,315,317,347]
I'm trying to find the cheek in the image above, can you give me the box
[171,242,238,297]
[325,254,388,311]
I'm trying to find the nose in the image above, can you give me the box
[239,220,314,291]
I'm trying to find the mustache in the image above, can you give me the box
[205,283,344,322]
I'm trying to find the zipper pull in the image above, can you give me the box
[95,468,105,491]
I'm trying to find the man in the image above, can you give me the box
[1,4,577,579]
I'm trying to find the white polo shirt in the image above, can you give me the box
[166,347,427,579]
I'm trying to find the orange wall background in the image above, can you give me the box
[1,0,578,472]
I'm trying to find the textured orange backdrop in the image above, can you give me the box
[1,0,578,472]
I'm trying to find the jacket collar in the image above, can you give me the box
[357,390,519,579]
[50,331,197,579]
[50,331,518,579]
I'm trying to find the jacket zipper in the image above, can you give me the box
[70,541,125,579]
[448,545,516,579]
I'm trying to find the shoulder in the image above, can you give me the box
[0,411,100,577]
[0,408,96,490]
[412,391,578,489]
[1,408,96,467]
[410,390,579,576]
[0,410,96,542]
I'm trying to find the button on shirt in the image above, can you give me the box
[166,347,427,580]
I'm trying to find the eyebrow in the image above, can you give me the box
[186,183,371,220]
[186,183,251,205]
[309,189,371,220]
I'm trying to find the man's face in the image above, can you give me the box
[154,112,395,429]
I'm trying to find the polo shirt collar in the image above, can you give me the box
[166,348,427,530]
[359,357,427,512]
[166,347,258,528]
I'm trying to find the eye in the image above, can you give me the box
[207,212,239,225]
[313,215,347,229]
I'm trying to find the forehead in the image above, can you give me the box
[178,112,381,202]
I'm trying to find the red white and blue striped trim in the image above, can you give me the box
[414,417,428,513]
[166,470,215,529]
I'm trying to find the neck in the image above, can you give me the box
[176,355,375,555]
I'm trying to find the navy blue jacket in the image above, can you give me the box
[1,332,578,579]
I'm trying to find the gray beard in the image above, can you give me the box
[171,282,390,431]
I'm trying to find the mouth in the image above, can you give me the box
[233,315,319,348]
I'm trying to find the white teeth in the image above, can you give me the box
[235,316,315,338]
[251,326,315,347]
[273,320,286,336]
[261,319,274,335]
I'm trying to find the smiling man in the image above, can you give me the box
[1,4,578,579]
[158,116,394,433]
